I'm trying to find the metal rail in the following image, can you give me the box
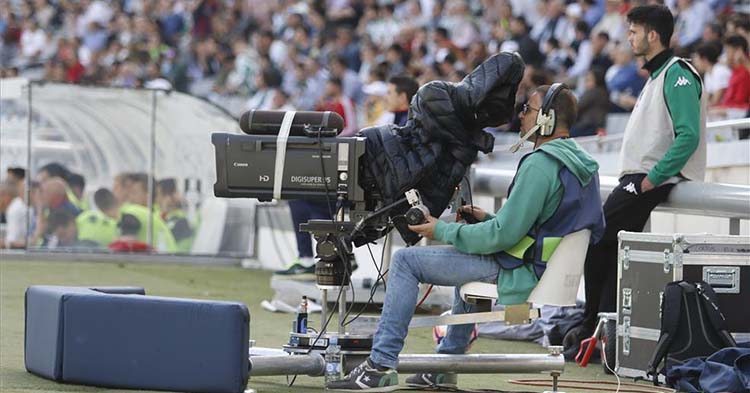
[472,168,750,221]
[248,353,564,376]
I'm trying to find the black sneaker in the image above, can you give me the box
[273,262,316,278]
[326,358,399,391]
[405,372,457,388]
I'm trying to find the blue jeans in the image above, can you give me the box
[369,246,501,369]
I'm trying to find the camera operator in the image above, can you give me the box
[328,84,605,391]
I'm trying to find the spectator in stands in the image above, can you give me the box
[385,75,419,127]
[571,67,610,137]
[156,179,195,254]
[565,21,595,85]
[605,44,646,111]
[544,37,568,76]
[244,66,283,111]
[693,42,732,106]
[316,77,357,137]
[0,180,27,249]
[19,19,46,66]
[571,5,706,358]
[714,35,750,114]
[109,213,151,253]
[532,0,573,54]
[590,32,613,72]
[329,55,364,105]
[726,13,750,46]
[674,0,714,51]
[593,0,626,44]
[702,22,724,46]
[385,44,406,77]
[502,16,544,68]
[75,188,118,249]
[270,89,294,111]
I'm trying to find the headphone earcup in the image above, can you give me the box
[535,110,546,136]
[541,109,555,136]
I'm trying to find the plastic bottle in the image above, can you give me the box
[295,296,308,334]
[325,336,342,384]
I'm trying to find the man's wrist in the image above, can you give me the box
[433,220,448,243]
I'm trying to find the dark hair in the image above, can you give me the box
[695,42,722,64]
[261,67,282,88]
[589,67,607,88]
[330,55,347,68]
[47,208,75,233]
[388,43,404,56]
[626,5,674,48]
[435,27,450,39]
[388,75,419,104]
[7,167,25,180]
[596,31,610,42]
[511,15,528,31]
[705,22,723,40]
[575,20,590,36]
[94,188,116,211]
[157,178,177,196]
[39,162,70,181]
[118,214,141,236]
[548,37,560,49]
[67,173,85,190]
[533,85,578,130]
[328,77,343,89]
[725,34,749,55]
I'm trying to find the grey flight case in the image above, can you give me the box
[616,231,750,379]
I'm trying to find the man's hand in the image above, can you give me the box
[459,205,488,222]
[408,215,439,240]
[641,176,655,193]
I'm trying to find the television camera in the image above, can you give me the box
[213,110,430,291]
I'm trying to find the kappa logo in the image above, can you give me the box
[674,76,691,87]
[623,182,638,195]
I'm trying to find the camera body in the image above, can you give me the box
[212,133,366,204]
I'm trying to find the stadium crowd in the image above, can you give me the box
[1,0,749,136]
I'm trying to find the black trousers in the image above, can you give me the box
[582,173,675,331]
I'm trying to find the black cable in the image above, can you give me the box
[343,236,390,326]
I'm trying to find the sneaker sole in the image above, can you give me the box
[406,382,458,389]
[327,385,401,392]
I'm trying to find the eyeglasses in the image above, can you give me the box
[521,103,540,115]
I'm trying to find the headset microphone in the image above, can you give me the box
[509,124,540,153]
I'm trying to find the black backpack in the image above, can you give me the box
[646,280,737,385]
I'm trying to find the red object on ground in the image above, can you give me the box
[109,239,152,253]
[576,317,606,367]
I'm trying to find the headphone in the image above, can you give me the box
[509,83,568,152]
[536,82,567,137]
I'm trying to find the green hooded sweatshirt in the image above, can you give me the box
[434,138,599,304]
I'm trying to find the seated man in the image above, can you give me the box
[328,84,605,391]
